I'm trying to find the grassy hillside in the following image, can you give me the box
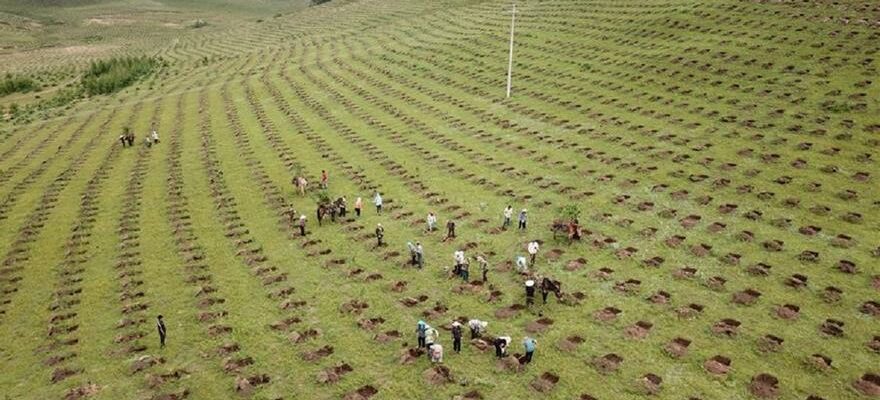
[0,0,878,399]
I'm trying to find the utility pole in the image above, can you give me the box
[506,2,516,98]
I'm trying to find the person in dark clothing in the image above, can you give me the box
[494,336,510,358]
[338,197,347,218]
[451,321,462,353]
[316,205,324,226]
[446,220,456,239]
[375,223,384,247]
[416,320,427,348]
[157,315,167,348]
[298,215,307,236]
[540,277,561,304]
[525,280,536,306]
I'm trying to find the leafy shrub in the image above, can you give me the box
[556,204,581,222]
[0,74,39,97]
[81,56,161,96]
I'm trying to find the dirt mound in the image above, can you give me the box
[822,286,843,303]
[64,383,101,400]
[52,367,80,383]
[150,388,189,400]
[301,345,334,362]
[819,319,844,337]
[860,301,880,317]
[529,372,559,393]
[704,355,730,376]
[868,336,880,353]
[316,363,353,384]
[222,356,253,373]
[146,369,188,388]
[234,374,270,395]
[592,353,622,374]
[565,258,587,271]
[494,304,524,319]
[556,335,584,352]
[289,328,320,344]
[775,304,800,320]
[624,321,652,339]
[424,365,454,385]
[712,319,740,337]
[496,355,522,372]
[757,334,784,353]
[374,330,401,343]
[638,373,662,395]
[853,373,880,396]
[750,373,779,399]
[590,267,614,281]
[675,303,704,319]
[648,291,670,304]
[342,385,378,400]
[664,337,690,358]
[593,306,621,322]
[525,318,554,333]
[130,355,164,374]
[399,348,424,365]
[216,342,240,356]
[340,299,369,314]
[357,317,385,331]
[390,280,408,292]
[806,354,832,371]
[732,289,761,305]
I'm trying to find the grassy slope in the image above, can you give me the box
[0,0,878,399]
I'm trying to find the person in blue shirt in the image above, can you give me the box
[518,209,528,230]
[523,337,537,364]
[416,320,427,348]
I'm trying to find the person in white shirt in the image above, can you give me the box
[150,125,160,144]
[427,212,437,232]
[516,256,528,273]
[528,241,540,265]
[502,205,513,229]
[468,319,488,339]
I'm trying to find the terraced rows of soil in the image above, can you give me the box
[0,0,877,399]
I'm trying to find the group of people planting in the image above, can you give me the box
[154,167,568,371]
[119,125,160,148]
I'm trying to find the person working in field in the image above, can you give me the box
[524,279,536,306]
[354,197,362,217]
[528,240,540,265]
[468,319,487,339]
[320,169,328,189]
[476,255,490,282]
[540,276,562,304]
[426,212,437,232]
[494,336,511,358]
[451,321,463,353]
[415,242,424,269]
[518,209,528,230]
[337,197,347,218]
[156,315,167,348]
[298,215,307,236]
[416,320,427,348]
[375,223,385,247]
[522,337,537,364]
[516,255,528,273]
[502,205,513,230]
[373,192,383,214]
[151,124,159,144]
[445,219,456,240]
[425,325,439,357]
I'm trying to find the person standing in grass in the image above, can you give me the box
[408,242,418,266]
[415,242,424,269]
[518,209,528,230]
[524,279,536,306]
[516,255,529,273]
[375,223,384,247]
[373,192,383,214]
[476,255,489,282]
[522,337,537,364]
[445,219,456,239]
[426,212,437,232]
[468,319,487,339]
[298,215,307,236]
[425,325,439,357]
[416,320,427,348]
[150,124,159,144]
[354,197,363,217]
[451,321,463,353]
[502,205,513,229]
[528,240,540,265]
[494,336,511,358]
[416,242,425,269]
[320,169,328,189]
[156,315,167,348]
[338,197,347,218]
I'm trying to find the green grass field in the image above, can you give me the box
[0,0,878,399]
